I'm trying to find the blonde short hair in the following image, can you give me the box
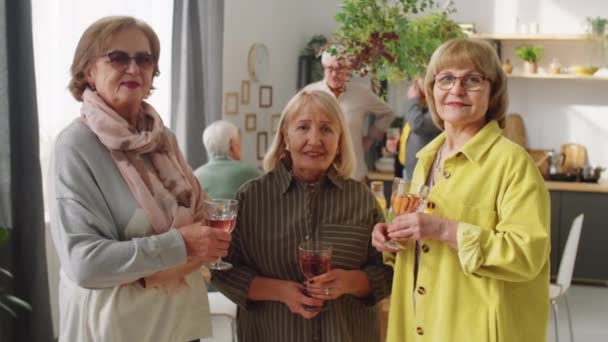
[68,16,160,101]
[263,89,355,179]
[424,38,508,129]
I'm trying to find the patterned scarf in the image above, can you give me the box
[80,89,204,234]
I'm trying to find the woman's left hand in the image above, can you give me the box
[306,269,370,300]
[387,212,458,249]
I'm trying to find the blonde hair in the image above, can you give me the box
[263,89,355,179]
[68,16,161,101]
[424,38,508,129]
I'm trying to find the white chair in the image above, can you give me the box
[550,213,584,342]
[208,291,237,342]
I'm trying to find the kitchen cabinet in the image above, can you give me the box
[550,190,608,285]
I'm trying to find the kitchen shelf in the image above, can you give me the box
[508,73,608,81]
[472,34,594,41]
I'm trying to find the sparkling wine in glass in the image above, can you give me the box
[298,240,332,312]
[204,199,238,270]
[383,177,430,251]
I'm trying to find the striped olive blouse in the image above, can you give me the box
[211,160,393,342]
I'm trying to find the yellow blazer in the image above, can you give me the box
[386,121,550,342]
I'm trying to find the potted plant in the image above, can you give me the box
[0,227,31,319]
[332,0,465,81]
[515,44,543,74]
[587,16,608,35]
[297,35,328,89]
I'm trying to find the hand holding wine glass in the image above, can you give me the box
[298,240,332,312]
[382,177,429,251]
[204,199,238,270]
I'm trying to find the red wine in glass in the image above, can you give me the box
[298,240,332,312]
[204,199,238,270]
[206,217,236,233]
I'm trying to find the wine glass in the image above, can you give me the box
[383,177,430,251]
[298,240,332,311]
[204,199,238,270]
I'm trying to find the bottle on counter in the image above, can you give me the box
[370,181,387,218]
[502,59,513,75]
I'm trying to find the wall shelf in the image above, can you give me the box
[508,73,608,81]
[472,34,595,41]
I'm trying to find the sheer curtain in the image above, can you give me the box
[171,0,224,168]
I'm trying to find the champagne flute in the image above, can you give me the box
[298,240,332,311]
[383,177,430,251]
[204,199,238,270]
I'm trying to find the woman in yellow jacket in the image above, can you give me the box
[372,38,550,342]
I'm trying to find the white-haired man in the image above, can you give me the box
[304,50,395,181]
[194,120,261,199]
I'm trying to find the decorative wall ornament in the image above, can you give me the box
[248,43,270,82]
[271,113,281,134]
[259,85,272,108]
[257,131,268,160]
[241,80,250,104]
[224,92,239,114]
[245,113,257,132]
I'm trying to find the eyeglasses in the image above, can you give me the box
[434,73,488,92]
[324,66,347,74]
[100,50,155,70]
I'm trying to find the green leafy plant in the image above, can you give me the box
[332,0,464,81]
[300,34,328,57]
[515,45,543,63]
[0,227,31,318]
[587,16,608,35]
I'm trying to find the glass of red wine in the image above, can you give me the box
[204,199,238,270]
[383,177,430,251]
[298,240,332,311]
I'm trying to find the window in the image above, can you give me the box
[32,0,173,214]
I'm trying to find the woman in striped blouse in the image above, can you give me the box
[212,89,393,342]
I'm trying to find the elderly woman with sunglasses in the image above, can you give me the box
[372,38,550,342]
[49,16,230,342]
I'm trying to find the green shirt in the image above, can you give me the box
[194,156,261,199]
[212,159,393,342]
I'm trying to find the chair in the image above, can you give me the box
[208,291,237,342]
[550,213,584,342]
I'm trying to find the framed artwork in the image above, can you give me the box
[224,92,239,114]
[271,113,281,134]
[256,132,268,160]
[259,85,273,108]
[245,113,257,132]
[241,80,250,105]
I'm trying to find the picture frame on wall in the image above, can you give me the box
[224,92,239,114]
[256,132,268,160]
[271,113,281,134]
[259,85,272,108]
[245,113,257,132]
[241,80,250,105]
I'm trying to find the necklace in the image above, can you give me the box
[433,143,451,182]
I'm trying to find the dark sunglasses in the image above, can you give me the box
[100,50,155,69]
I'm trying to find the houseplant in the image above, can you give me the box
[0,227,31,318]
[515,44,543,74]
[587,16,608,35]
[332,0,464,81]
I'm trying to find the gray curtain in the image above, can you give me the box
[0,0,53,341]
[171,0,224,169]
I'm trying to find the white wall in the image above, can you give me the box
[224,0,608,167]
[223,0,342,166]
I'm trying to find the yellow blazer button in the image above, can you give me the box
[421,244,430,253]
[426,201,436,209]
[417,286,426,295]
[416,327,424,335]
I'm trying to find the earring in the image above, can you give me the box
[285,143,290,151]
